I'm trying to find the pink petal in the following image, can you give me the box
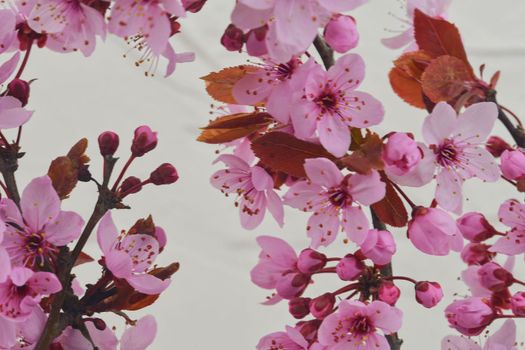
[489,231,525,256]
[106,250,133,279]
[0,96,33,129]
[28,0,67,34]
[498,199,525,230]
[318,114,351,157]
[251,166,274,191]
[291,102,318,139]
[365,333,391,350]
[441,336,481,350]
[127,274,170,295]
[285,326,309,349]
[435,169,463,214]
[20,176,60,233]
[265,21,300,63]
[0,248,11,283]
[239,191,267,230]
[86,322,119,350]
[266,190,284,227]
[304,158,343,187]
[318,0,367,12]
[120,315,157,350]
[251,261,284,289]
[261,293,283,305]
[463,148,499,182]
[28,271,62,295]
[274,0,318,49]
[342,206,369,245]
[10,267,33,286]
[327,53,365,90]
[144,7,170,55]
[386,144,435,187]
[256,235,297,267]
[239,0,275,10]
[284,181,322,210]
[120,234,159,273]
[44,210,84,246]
[0,317,16,348]
[341,91,384,128]
[485,319,516,349]
[461,266,491,298]
[231,2,272,31]
[348,171,386,206]
[213,154,251,171]
[97,212,119,254]
[367,301,403,333]
[422,102,457,145]
[307,211,340,248]
[267,83,293,123]
[17,306,46,344]
[454,102,498,142]
[0,52,20,85]
[161,0,185,16]
[232,71,272,106]
[0,198,24,229]
[381,29,413,50]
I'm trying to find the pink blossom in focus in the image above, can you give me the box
[290,54,384,157]
[317,300,402,350]
[323,15,359,53]
[477,262,514,292]
[0,267,61,320]
[457,212,498,243]
[500,149,525,180]
[285,158,385,248]
[415,281,443,308]
[0,176,84,267]
[441,319,517,350]
[97,212,171,295]
[422,102,499,213]
[336,254,365,281]
[383,132,422,176]
[445,297,495,336]
[360,229,396,265]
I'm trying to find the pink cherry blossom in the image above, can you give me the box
[0,175,84,267]
[0,267,61,320]
[360,229,396,265]
[290,54,384,157]
[408,207,463,256]
[457,212,498,243]
[382,0,451,51]
[317,300,402,350]
[441,319,517,350]
[285,158,385,248]
[257,326,308,350]
[378,281,401,306]
[445,297,495,336]
[336,254,365,281]
[383,132,422,176]
[415,281,443,308]
[490,199,525,255]
[422,102,499,213]
[323,14,359,53]
[511,292,525,316]
[500,149,525,180]
[120,315,158,350]
[231,0,367,62]
[0,96,33,130]
[211,154,284,230]
[97,212,171,295]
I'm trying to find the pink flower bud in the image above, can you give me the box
[486,136,512,157]
[478,262,514,292]
[297,249,327,274]
[246,26,268,57]
[500,149,525,180]
[120,176,142,195]
[378,281,400,306]
[98,131,119,157]
[275,273,310,299]
[150,163,179,185]
[408,207,463,256]
[360,229,396,265]
[383,132,422,176]
[221,24,244,52]
[289,297,311,319]
[182,0,206,12]
[415,281,443,308]
[445,297,495,336]
[460,243,494,266]
[6,79,30,106]
[296,319,322,343]
[336,254,365,281]
[457,212,497,242]
[309,293,335,319]
[323,15,359,53]
[131,125,158,157]
[511,292,525,316]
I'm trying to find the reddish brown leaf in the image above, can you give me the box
[251,132,336,178]
[74,251,95,267]
[201,65,257,104]
[67,138,90,166]
[371,175,408,227]
[413,9,470,66]
[197,112,272,144]
[421,55,475,103]
[341,132,384,174]
[48,156,78,200]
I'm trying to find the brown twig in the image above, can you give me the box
[487,90,525,148]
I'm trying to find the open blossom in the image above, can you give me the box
[231,0,367,62]
[382,0,451,51]
[0,267,61,320]
[421,102,499,213]
[490,199,525,255]
[0,176,84,267]
[317,300,402,350]
[290,54,384,157]
[441,319,517,350]
[211,154,284,230]
[285,158,385,248]
[97,212,171,295]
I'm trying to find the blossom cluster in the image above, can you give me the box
[199,0,524,349]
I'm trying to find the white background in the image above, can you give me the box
[10,0,525,348]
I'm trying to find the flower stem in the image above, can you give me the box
[15,41,33,80]
[487,91,525,147]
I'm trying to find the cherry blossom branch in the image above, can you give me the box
[487,91,525,147]
[15,41,33,79]
[0,145,21,206]
[313,35,335,70]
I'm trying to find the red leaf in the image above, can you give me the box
[201,65,257,104]
[197,112,272,144]
[74,251,94,267]
[341,132,384,174]
[371,175,408,227]
[251,132,336,178]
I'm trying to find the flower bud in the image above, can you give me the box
[460,243,494,266]
[383,132,422,176]
[220,24,244,52]
[309,293,335,319]
[6,79,30,106]
[511,292,525,316]
[486,136,512,157]
[182,0,206,12]
[478,262,514,292]
[336,254,365,281]
[445,297,495,336]
[323,15,359,53]
[360,229,396,265]
[98,131,119,157]
[415,281,443,308]
[297,249,327,274]
[500,149,525,180]
[275,272,310,299]
[131,125,158,157]
[378,281,400,306]
[246,26,268,57]
[150,163,179,185]
[289,297,311,319]
[120,176,142,195]
[457,212,497,242]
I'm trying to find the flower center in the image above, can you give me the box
[349,315,375,336]
[434,140,460,167]
[20,231,58,267]
[328,187,351,208]
[316,91,338,113]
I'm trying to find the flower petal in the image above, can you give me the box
[127,274,170,295]
[97,212,119,254]
[120,315,157,350]
[21,176,60,233]
[44,211,85,246]
[422,102,457,145]
[304,158,343,187]
[342,206,369,245]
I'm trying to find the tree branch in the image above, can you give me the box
[487,90,525,148]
